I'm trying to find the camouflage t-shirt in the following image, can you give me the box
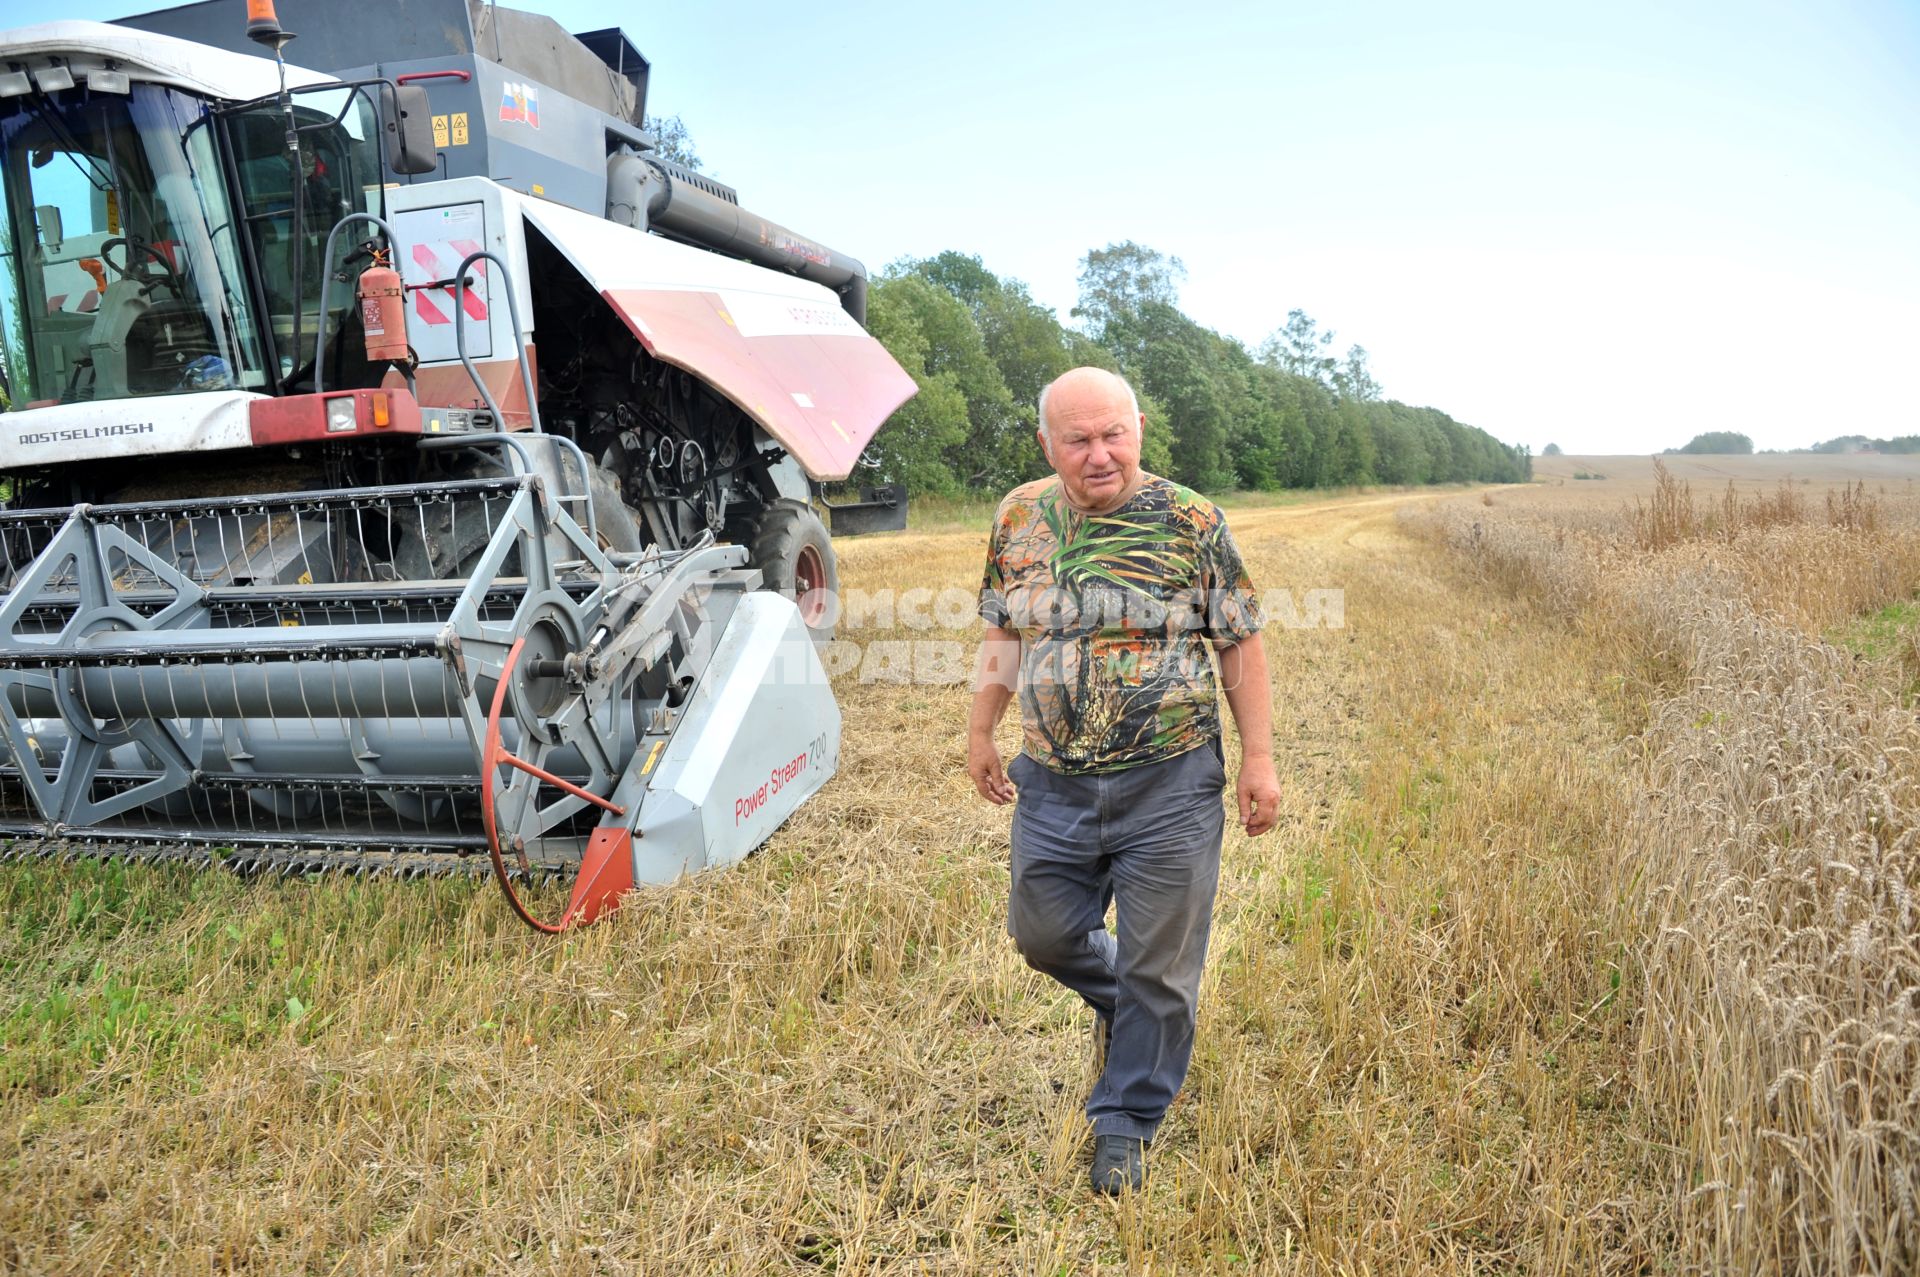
[979,473,1264,775]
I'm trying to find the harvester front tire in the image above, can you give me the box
[750,500,838,644]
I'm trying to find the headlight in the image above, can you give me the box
[324,397,357,432]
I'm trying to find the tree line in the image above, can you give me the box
[1667,432,1755,455]
[863,240,1532,498]
[1654,432,1920,456]
[1806,434,1920,455]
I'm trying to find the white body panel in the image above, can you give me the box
[386,179,533,372]
[519,197,860,334]
[2,392,261,467]
[0,21,328,99]
[623,592,839,885]
[391,200,497,363]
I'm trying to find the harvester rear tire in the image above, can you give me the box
[749,500,838,644]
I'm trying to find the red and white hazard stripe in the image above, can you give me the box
[408,240,490,327]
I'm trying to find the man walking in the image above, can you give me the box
[968,366,1280,1195]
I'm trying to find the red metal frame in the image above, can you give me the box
[480,637,635,933]
[248,388,423,446]
[795,543,829,626]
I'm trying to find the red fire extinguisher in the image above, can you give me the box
[359,252,409,364]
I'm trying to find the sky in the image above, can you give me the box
[23,0,1920,455]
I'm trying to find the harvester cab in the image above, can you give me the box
[0,71,386,406]
[0,2,915,929]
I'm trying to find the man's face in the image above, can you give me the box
[1038,387,1144,512]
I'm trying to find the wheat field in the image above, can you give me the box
[2,458,1917,1274]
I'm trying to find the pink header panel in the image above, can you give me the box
[601,288,916,482]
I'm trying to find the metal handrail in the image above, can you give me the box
[313,211,402,395]
[452,250,542,435]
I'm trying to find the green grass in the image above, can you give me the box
[0,860,491,1102]
[1828,599,1920,661]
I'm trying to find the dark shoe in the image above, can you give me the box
[1089,1133,1146,1195]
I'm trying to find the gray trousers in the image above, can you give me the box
[1007,739,1227,1142]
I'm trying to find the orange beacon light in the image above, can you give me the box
[245,0,288,48]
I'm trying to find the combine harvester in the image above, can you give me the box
[0,0,914,929]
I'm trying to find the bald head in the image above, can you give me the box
[1034,367,1146,513]
[1038,367,1139,438]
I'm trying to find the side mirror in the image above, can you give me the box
[34,204,61,254]
[385,84,438,176]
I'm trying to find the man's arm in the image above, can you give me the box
[1217,632,1281,836]
[967,624,1021,804]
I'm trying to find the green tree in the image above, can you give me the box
[902,251,1119,488]
[1668,431,1753,455]
[1543,442,1563,456]
[872,273,1018,488]
[641,114,701,171]
[1368,401,1430,483]
[1102,301,1241,492]
[1251,365,1317,488]
[1334,343,1380,402]
[1133,388,1177,479]
[863,277,971,495]
[1261,309,1336,386]
[1807,434,1920,454]
[1295,376,1342,486]
[1072,241,1185,347]
[863,248,1532,498]
[1326,398,1378,485]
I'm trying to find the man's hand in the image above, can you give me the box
[968,624,1021,805]
[968,734,1016,805]
[1217,632,1277,835]
[1236,754,1281,836]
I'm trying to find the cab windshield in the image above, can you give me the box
[0,84,267,408]
[225,85,385,384]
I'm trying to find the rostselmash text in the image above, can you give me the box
[15,422,155,447]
